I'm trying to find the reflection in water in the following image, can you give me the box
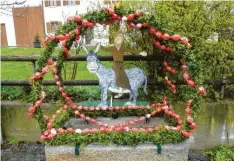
[221,121,227,141]
[173,102,234,149]
[1,101,234,149]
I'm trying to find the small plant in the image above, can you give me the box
[205,145,234,161]
[34,33,40,42]
[8,138,19,145]
[33,33,41,48]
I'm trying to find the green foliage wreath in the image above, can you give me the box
[28,7,205,146]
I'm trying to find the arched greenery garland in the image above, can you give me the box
[28,7,205,146]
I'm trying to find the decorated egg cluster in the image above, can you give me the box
[28,7,205,146]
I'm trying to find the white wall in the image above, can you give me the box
[0,14,16,46]
[0,0,42,46]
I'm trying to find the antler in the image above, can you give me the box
[94,42,101,53]
[82,44,89,54]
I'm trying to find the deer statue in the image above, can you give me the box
[83,43,147,107]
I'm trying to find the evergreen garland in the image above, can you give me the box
[28,7,205,146]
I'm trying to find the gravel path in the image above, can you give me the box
[1,142,210,161]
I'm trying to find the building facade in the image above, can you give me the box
[0,0,114,47]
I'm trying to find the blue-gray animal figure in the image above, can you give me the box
[83,43,147,107]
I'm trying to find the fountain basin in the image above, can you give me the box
[45,137,194,161]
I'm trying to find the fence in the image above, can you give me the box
[1,55,234,98]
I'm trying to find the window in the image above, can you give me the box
[45,0,61,7]
[49,0,56,6]
[63,0,80,6]
[68,0,75,5]
[51,22,58,33]
[47,21,62,33]
[104,0,119,5]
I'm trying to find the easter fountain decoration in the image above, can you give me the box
[28,7,206,161]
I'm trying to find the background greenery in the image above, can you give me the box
[205,145,234,161]
[119,1,234,102]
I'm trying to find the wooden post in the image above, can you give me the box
[31,53,36,75]
[32,61,36,75]
[1,126,2,144]
[221,68,227,99]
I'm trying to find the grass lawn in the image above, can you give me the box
[1,47,114,80]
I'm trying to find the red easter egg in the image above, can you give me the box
[127,14,134,20]
[185,108,191,115]
[183,72,190,80]
[182,131,191,137]
[181,37,188,44]
[63,47,69,53]
[147,128,153,132]
[151,111,157,116]
[80,114,85,118]
[181,65,187,71]
[28,113,34,118]
[28,107,36,113]
[178,120,183,125]
[57,34,65,41]
[82,19,89,26]
[74,15,81,22]
[47,59,53,65]
[43,39,48,46]
[187,116,193,124]
[187,80,196,87]
[108,8,115,15]
[163,33,170,40]
[35,100,42,107]
[41,135,47,140]
[198,86,206,96]
[59,87,63,92]
[160,45,166,50]
[136,23,142,29]
[150,28,156,34]
[166,47,172,53]
[115,127,122,133]
[154,41,160,47]
[131,127,138,132]
[42,67,49,73]
[135,10,142,17]
[88,22,94,28]
[129,22,135,28]
[171,34,181,41]
[155,32,162,38]
[34,72,42,79]
[190,122,197,130]
[47,122,53,129]
[62,92,67,98]
[57,128,65,134]
[75,29,80,35]
[67,128,74,133]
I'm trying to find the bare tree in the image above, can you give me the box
[0,0,26,16]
